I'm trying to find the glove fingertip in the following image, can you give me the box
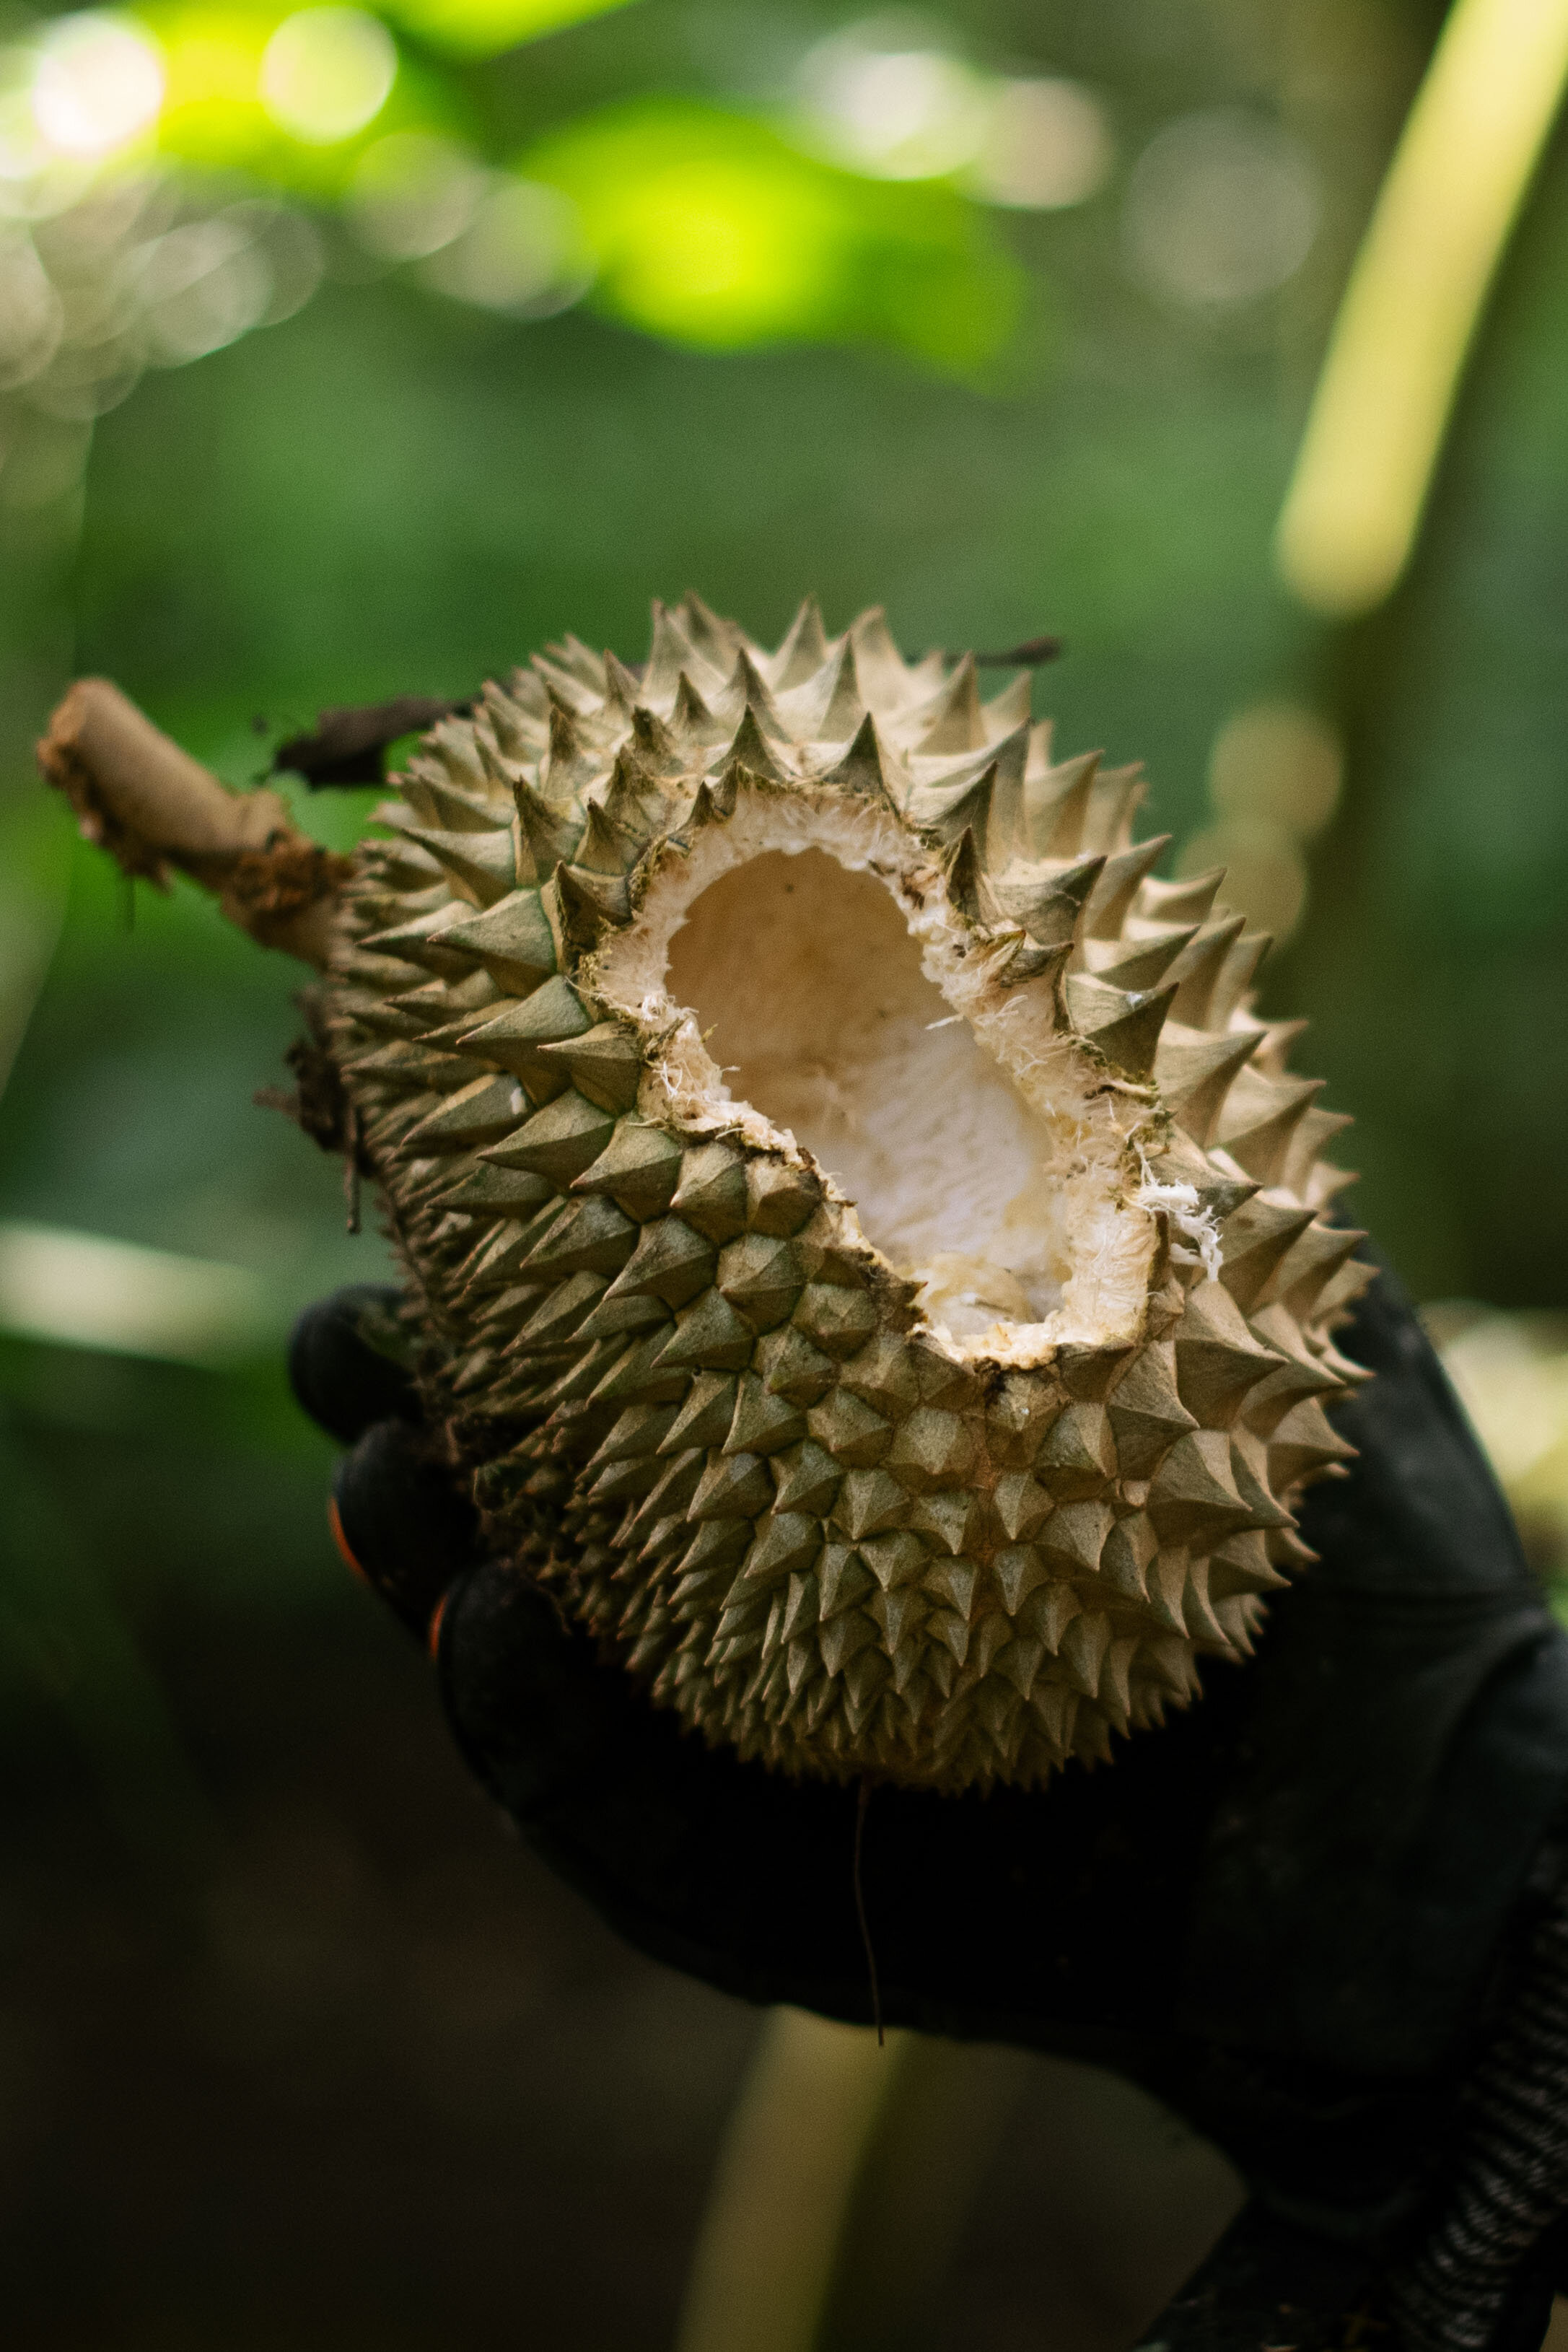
[289,1285,421,1444]
[333,1418,480,1639]
[434,1559,618,1817]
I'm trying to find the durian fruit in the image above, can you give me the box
[317,596,1371,1793]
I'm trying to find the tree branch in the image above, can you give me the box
[38,678,352,967]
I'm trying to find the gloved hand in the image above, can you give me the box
[289,1259,1568,2352]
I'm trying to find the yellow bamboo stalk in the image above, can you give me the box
[675,2011,908,2352]
[1276,0,1568,616]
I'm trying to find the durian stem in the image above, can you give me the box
[37,678,350,968]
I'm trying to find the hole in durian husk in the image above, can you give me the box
[663,847,1069,1342]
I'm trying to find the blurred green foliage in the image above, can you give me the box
[387,0,635,60]
[139,1,442,186]
[522,98,1022,362]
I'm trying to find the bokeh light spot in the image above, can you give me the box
[800,21,990,181]
[1208,703,1343,840]
[967,77,1113,210]
[1177,817,1309,945]
[32,14,165,157]
[260,7,395,146]
[0,229,63,385]
[1124,110,1319,307]
[421,178,590,314]
[346,130,486,259]
[137,213,276,359]
[0,48,55,193]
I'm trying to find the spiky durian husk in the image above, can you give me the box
[324,597,1371,1793]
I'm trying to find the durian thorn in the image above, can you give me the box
[1138,866,1225,927]
[1251,1016,1310,1075]
[908,759,999,858]
[811,710,895,805]
[532,654,600,718]
[504,664,548,717]
[940,826,992,928]
[1210,931,1273,1029]
[674,591,744,669]
[576,796,642,877]
[994,934,1071,990]
[723,703,793,783]
[807,636,863,742]
[1023,716,1056,779]
[555,633,609,691]
[1166,914,1249,1029]
[630,703,683,771]
[599,647,643,723]
[1028,750,1100,857]
[644,600,711,707]
[671,670,728,745]
[911,652,986,754]
[768,594,831,690]
[978,725,1033,862]
[849,606,919,707]
[981,670,1032,738]
[1080,761,1147,857]
[38,678,349,966]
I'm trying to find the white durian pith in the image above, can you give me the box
[328,596,1371,1793]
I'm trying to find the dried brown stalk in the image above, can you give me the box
[38,678,351,966]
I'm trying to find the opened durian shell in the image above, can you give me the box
[313,596,1370,1793]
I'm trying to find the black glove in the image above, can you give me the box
[289,1259,1568,2352]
